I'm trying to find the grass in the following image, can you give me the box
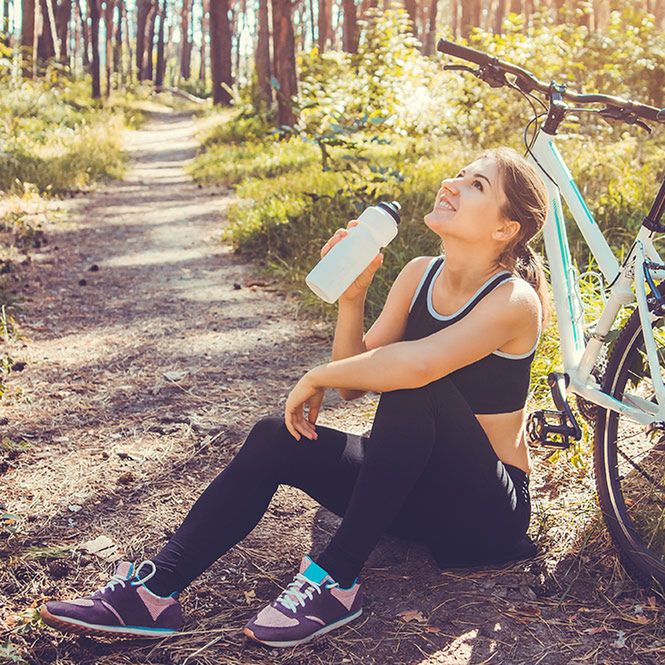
[0,77,156,195]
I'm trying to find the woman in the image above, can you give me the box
[39,146,548,647]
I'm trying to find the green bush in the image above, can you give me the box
[0,74,144,194]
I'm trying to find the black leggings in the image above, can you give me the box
[147,377,533,595]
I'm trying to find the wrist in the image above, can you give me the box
[338,293,366,307]
[305,366,326,388]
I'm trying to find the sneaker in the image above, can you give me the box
[39,560,183,638]
[244,555,363,648]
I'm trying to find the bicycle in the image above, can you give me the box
[437,38,665,588]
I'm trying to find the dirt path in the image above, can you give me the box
[1,110,662,665]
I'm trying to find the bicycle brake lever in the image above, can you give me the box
[600,107,652,133]
[443,64,479,75]
[635,119,652,133]
[443,63,506,88]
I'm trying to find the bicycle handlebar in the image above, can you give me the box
[437,39,665,125]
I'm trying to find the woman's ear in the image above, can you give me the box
[493,219,521,243]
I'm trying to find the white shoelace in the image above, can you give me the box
[102,560,157,593]
[277,573,338,613]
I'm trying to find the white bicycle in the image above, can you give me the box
[438,39,665,588]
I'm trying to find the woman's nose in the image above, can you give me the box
[441,179,460,195]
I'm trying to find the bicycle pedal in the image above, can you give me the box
[526,373,583,449]
[526,410,575,449]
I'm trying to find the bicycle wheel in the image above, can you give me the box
[594,306,665,588]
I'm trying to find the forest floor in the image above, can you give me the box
[0,109,663,665]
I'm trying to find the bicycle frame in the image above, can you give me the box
[527,129,665,426]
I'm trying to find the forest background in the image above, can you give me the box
[2,0,664,403]
[1,0,665,662]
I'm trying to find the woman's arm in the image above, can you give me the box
[332,298,370,401]
[331,257,434,401]
[307,281,538,393]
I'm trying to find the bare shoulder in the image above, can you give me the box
[481,275,542,328]
[363,256,438,352]
[402,255,437,279]
[389,255,437,296]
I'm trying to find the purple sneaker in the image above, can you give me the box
[39,560,183,638]
[244,555,363,648]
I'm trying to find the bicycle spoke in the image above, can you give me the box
[602,316,665,569]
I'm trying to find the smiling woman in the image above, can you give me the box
[39,146,551,649]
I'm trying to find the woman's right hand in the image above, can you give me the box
[320,220,384,303]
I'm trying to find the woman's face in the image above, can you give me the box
[424,157,515,246]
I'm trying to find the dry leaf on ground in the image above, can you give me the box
[398,609,428,623]
[79,535,119,562]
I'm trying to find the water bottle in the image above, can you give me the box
[306,201,401,304]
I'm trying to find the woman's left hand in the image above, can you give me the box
[284,372,325,442]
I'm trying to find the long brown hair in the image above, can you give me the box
[472,146,550,327]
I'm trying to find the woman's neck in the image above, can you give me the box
[440,255,505,295]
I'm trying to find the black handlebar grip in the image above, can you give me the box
[436,39,492,67]
[658,109,665,123]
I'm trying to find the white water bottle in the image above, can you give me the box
[306,201,401,304]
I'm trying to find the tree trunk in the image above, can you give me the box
[232,0,241,80]
[209,0,233,104]
[73,1,80,72]
[104,0,115,96]
[180,0,193,79]
[21,0,36,75]
[451,0,458,39]
[341,0,358,52]
[155,0,167,87]
[89,0,101,98]
[145,1,157,81]
[199,0,208,82]
[136,0,151,80]
[74,0,89,68]
[308,0,315,44]
[38,0,58,60]
[55,0,71,62]
[461,0,481,38]
[422,0,437,55]
[114,0,122,76]
[296,1,305,51]
[123,0,133,81]
[593,0,610,31]
[317,0,330,52]
[2,0,9,45]
[656,0,665,29]
[272,0,297,126]
[256,0,272,107]
[493,0,506,32]
[358,0,377,19]
[403,0,417,37]
[509,0,520,14]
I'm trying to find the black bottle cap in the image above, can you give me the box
[376,200,401,225]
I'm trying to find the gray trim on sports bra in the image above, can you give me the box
[408,256,439,314]
[426,259,512,321]
[407,256,541,359]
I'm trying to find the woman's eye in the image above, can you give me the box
[473,180,483,191]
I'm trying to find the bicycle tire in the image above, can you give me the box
[594,306,665,588]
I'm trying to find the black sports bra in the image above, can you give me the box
[403,256,540,415]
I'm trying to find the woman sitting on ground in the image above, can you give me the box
[40,146,548,648]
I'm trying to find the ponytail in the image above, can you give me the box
[484,147,551,329]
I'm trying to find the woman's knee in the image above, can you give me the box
[242,415,291,453]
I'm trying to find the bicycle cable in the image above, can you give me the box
[504,77,559,189]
